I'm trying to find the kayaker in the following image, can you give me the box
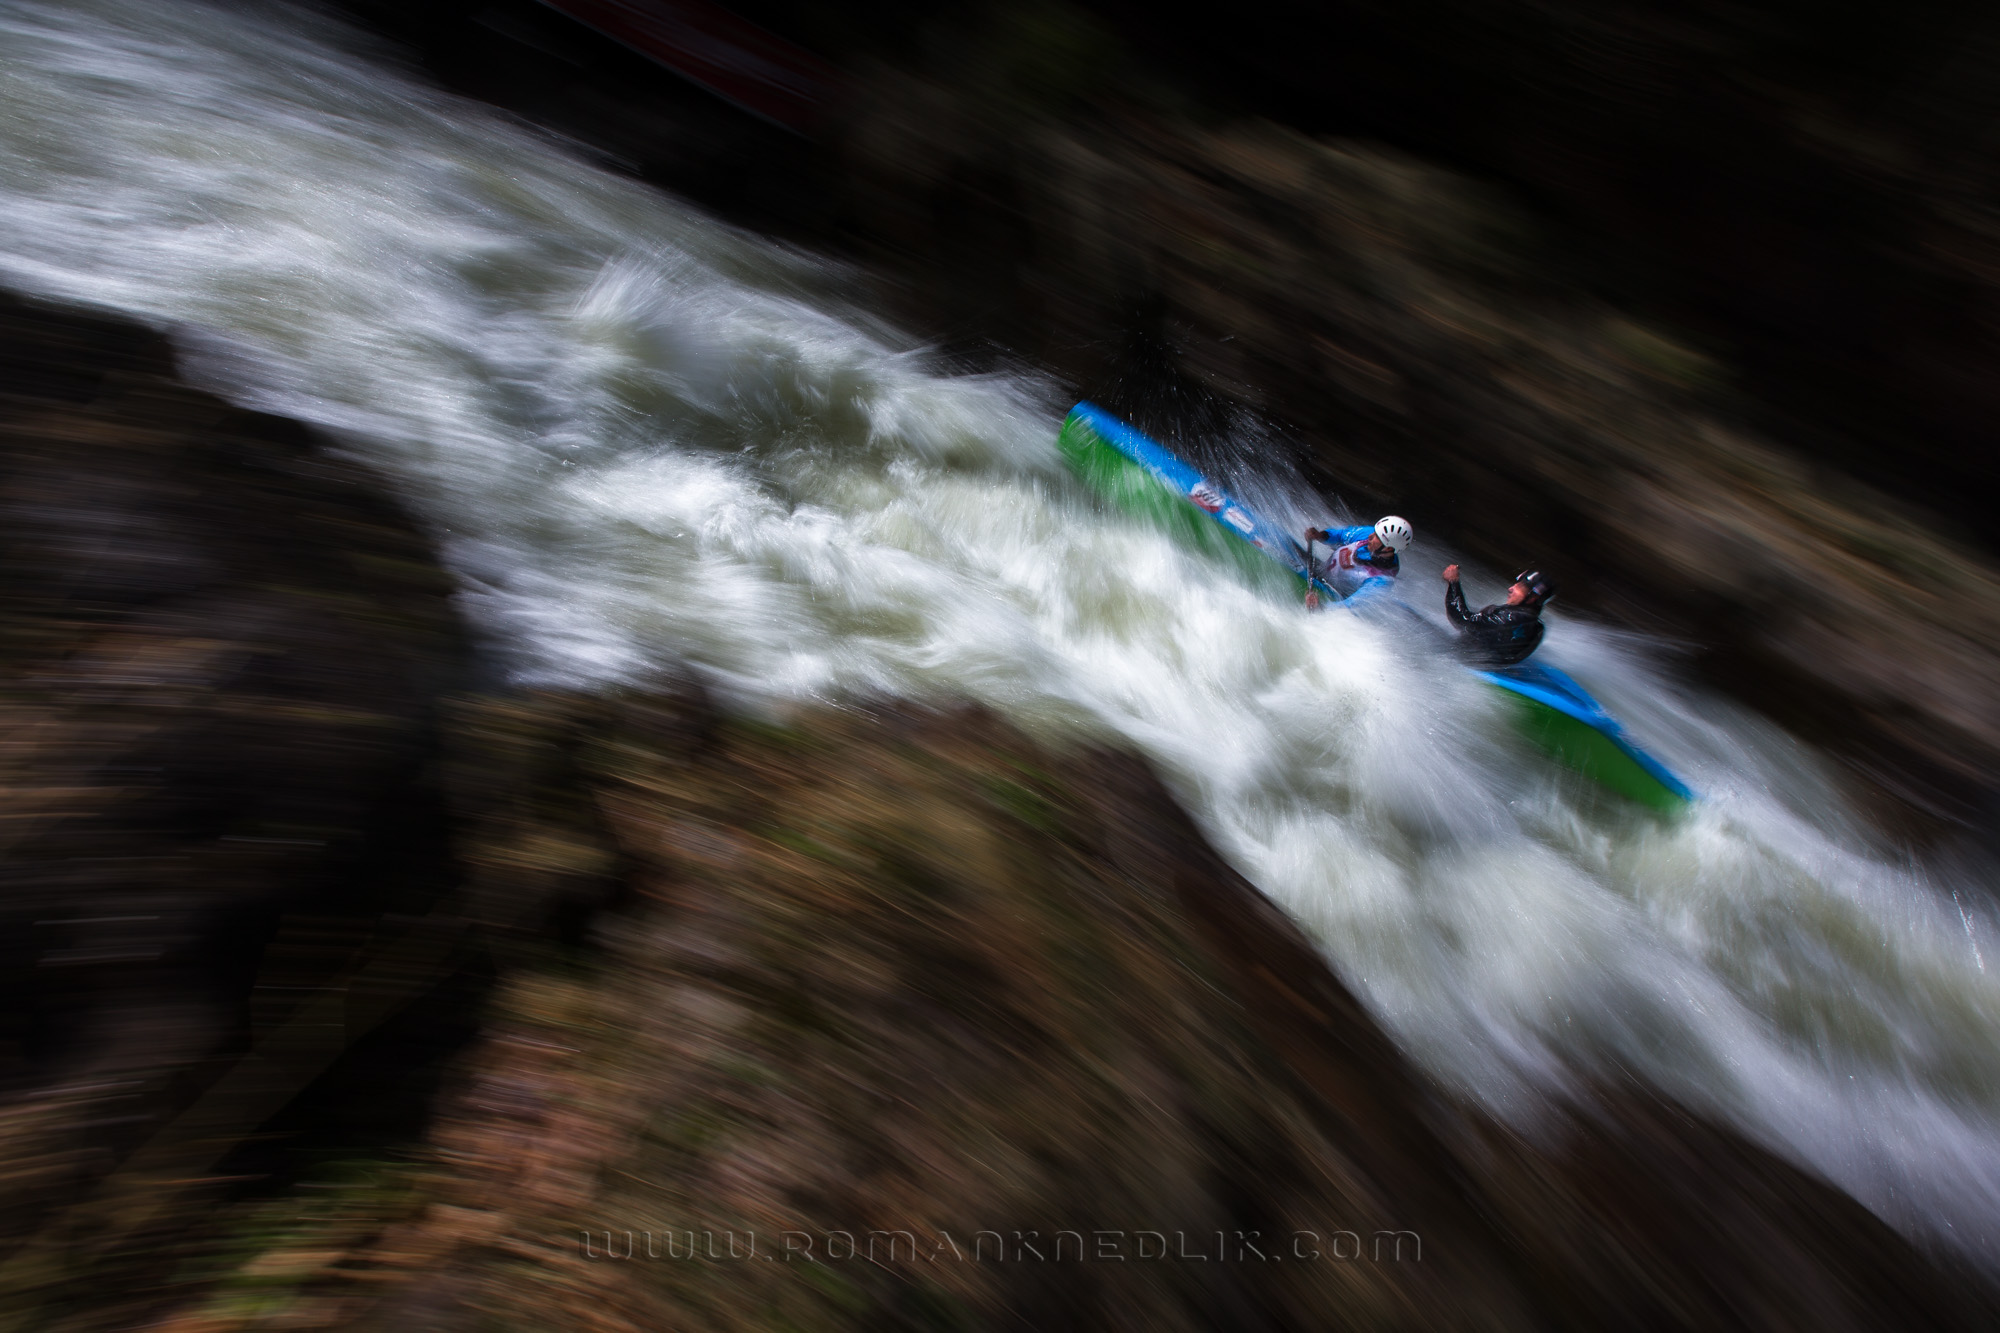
[1441,565,1554,665]
[1303,516,1413,607]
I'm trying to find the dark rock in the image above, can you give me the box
[0,291,477,1318]
[138,695,1995,1331]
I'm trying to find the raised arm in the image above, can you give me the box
[1442,564,1473,627]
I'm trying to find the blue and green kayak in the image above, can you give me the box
[1058,402,1694,811]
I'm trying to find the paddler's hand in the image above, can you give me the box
[1305,527,1329,543]
[1442,564,1460,583]
[1305,590,1321,610]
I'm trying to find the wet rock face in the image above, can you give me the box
[157,695,1992,1333]
[0,293,471,1295]
[1068,0,2000,533]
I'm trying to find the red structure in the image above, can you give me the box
[538,0,832,133]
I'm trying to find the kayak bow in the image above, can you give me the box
[1058,402,1339,603]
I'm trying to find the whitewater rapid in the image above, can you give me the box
[5,0,1999,1259]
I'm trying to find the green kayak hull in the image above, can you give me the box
[1493,687,1690,811]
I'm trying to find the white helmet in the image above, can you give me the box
[1373,515,1414,550]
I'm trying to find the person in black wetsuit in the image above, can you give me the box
[1441,564,1554,665]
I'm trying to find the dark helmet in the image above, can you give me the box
[1513,569,1556,607]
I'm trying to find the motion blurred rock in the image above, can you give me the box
[143,696,1993,1332]
[0,291,473,1319]
[1063,0,2000,543]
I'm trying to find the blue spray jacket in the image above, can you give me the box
[1314,525,1400,605]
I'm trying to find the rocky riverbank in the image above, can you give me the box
[1,292,1992,1331]
[331,0,2000,837]
[121,692,2000,1331]
[0,290,479,1325]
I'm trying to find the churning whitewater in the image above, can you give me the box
[4,0,1999,1259]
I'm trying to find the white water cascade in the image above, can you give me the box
[4,0,1998,1261]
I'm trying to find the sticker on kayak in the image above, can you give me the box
[1221,507,1257,535]
[1188,480,1225,513]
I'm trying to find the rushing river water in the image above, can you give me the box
[5,0,1999,1260]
